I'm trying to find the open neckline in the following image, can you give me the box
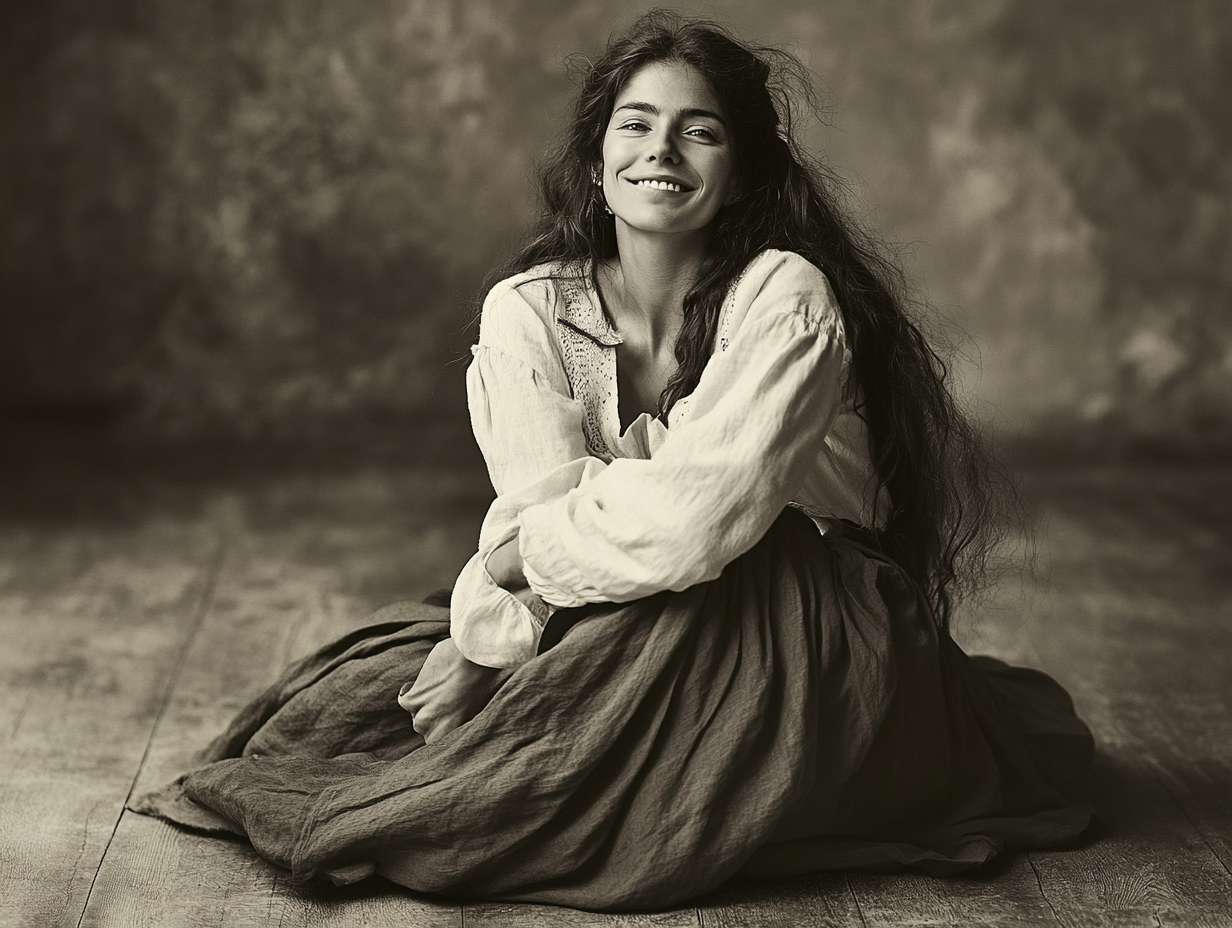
[576,254,757,441]
[613,346,663,438]
[573,271,663,440]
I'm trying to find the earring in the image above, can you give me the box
[591,166,613,215]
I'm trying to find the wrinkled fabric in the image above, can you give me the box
[449,456,606,667]
[132,510,1092,910]
[453,250,890,668]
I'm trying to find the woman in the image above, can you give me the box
[136,11,1093,910]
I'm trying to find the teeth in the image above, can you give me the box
[638,179,682,192]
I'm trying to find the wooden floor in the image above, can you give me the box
[2,448,1230,927]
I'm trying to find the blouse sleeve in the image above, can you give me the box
[518,252,848,607]
[467,277,590,496]
[449,277,598,668]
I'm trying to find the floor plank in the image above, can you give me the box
[462,899,699,927]
[0,518,221,928]
[697,873,865,927]
[79,814,461,928]
[846,857,1062,928]
[3,462,1230,926]
[1027,755,1232,928]
[1017,468,1232,928]
[76,467,489,928]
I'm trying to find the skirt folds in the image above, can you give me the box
[132,508,1092,910]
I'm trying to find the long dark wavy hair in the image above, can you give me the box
[486,9,1014,626]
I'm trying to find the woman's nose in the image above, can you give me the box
[645,131,680,163]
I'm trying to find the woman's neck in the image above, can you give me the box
[603,226,709,350]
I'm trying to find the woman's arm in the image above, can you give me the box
[448,277,601,668]
[518,252,848,607]
[466,276,591,495]
[451,253,847,663]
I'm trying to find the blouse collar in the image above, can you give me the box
[557,269,623,348]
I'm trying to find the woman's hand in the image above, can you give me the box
[398,638,510,743]
[486,535,526,590]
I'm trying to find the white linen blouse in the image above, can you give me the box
[450,249,888,669]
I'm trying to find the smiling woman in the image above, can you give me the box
[597,60,745,428]
[601,61,740,239]
[133,9,1095,911]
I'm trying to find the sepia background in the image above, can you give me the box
[4,3,1232,926]
[3,0,1230,456]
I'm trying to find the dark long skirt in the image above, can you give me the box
[131,509,1093,910]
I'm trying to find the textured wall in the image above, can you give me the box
[2,0,1229,444]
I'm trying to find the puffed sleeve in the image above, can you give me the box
[518,252,847,607]
[466,277,590,495]
[448,276,599,668]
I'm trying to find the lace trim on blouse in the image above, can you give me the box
[556,278,622,461]
[552,263,759,458]
[714,262,753,354]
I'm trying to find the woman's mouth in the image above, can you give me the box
[630,179,692,192]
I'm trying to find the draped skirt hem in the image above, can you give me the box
[131,510,1093,910]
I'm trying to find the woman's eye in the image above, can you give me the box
[686,126,718,140]
[618,120,650,131]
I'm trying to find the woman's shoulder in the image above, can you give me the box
[481,260,619,351]
[724,249,842,335]
[738,250,837,309]
[482,263,568,325]
[477,262,577,351]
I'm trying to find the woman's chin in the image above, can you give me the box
[614,212,715,240]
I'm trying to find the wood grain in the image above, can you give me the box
[1027,755,1232,928]
[76,467,488,927]
[1019,468,1232,928]
[3,463,1230,927]
[462,900,699,927]
[78,814,461,928]
[847,858,1062,928]
[697,873,865,927]
[0,518,221,928]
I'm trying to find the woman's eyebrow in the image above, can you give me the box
[614,101,727,126]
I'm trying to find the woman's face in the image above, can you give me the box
[600,61,739,240]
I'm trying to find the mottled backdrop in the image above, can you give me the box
[2,0,1229,450]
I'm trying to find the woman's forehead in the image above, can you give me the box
[613,61,723,116]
